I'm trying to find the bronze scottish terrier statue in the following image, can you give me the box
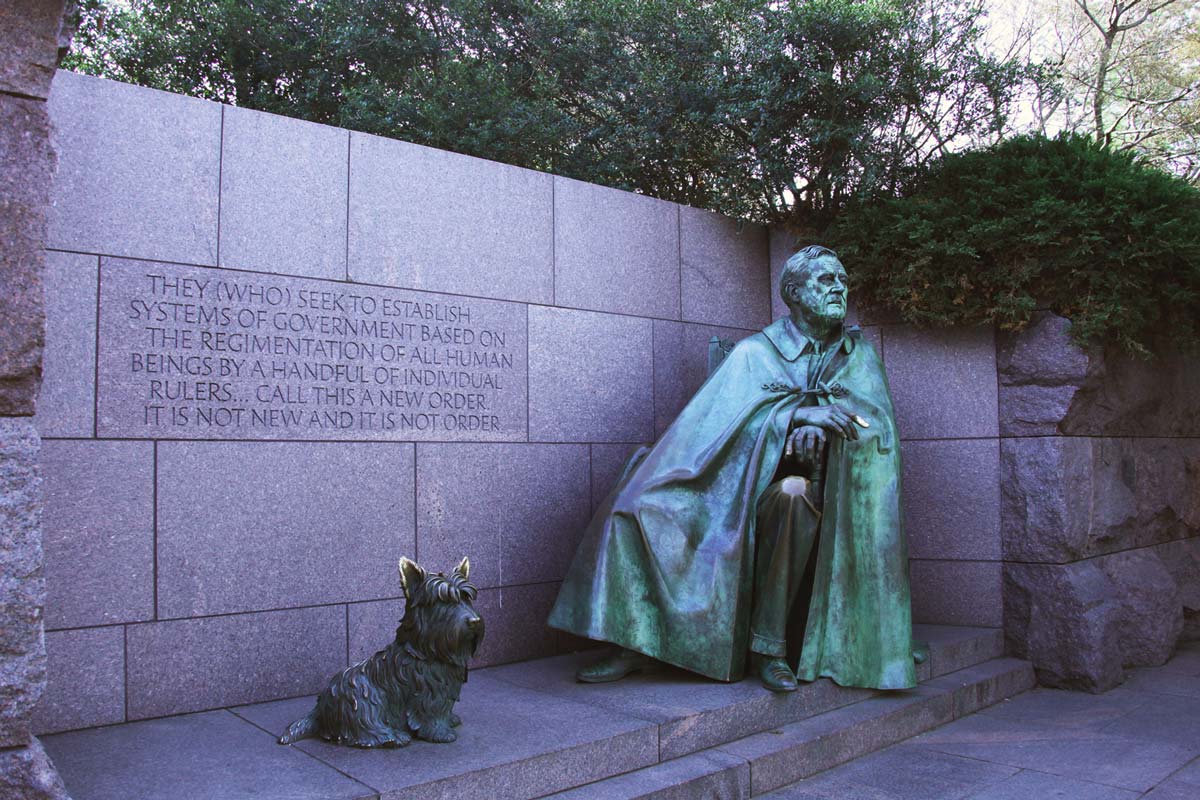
[278,556,483,748]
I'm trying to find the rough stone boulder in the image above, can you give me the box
[1004,561,1123,692]
[0,420,46,747]
[1097,549,1182,667]
[0,739,68,800]
[1157,538,1200,641]
[1001,436,1200,563]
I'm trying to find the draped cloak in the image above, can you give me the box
[547,318,916,690]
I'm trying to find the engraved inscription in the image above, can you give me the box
[98,259,528,440]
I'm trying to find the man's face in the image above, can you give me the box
[789,255,848,323]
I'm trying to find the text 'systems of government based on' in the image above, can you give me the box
[98,261,527,440]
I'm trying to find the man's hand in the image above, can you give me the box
[787,425,827,464]
[791,404,860,440]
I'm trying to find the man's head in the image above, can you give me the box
[780,245,848,327]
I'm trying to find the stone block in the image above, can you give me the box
[0,419,45,748]
[219,106,348,279]
[47,71,221,264]
[768,227,796,323]
[416,443,590,589]
[964,770,1140,800]
[43,709,372,800]
[680,206,770,330]
[590,442,648,510]
[1001,437,1200,563]
[234,674,659,800]
[910,560,1002,628]
[546,750,749,800]
[1003,561,1123,692]
[0,0,68,99]
[923,658,1036,719]
[997,312,1092,436]
[0,738,69,800]
[0,94,51,415]
[1063,344,1200,438]
[553,176,679,318]
[652,320,755,437]
[349,133,553,303]
[95,257,529,442]
[158,441,414,617]
[33,626,124,735]
[914,624,1004,678]
[976,684,1148,729]
[909,709,1199,793]
[1097,549,1182,667]
[473,583,559,667]
[903,439,1001,561]
[34,251,96,436]
[528,306,653,442]
[347,598,402,665]
[718,687,957,795]
[883,324,998,440]
[126,605,345,718]
[768,741,1019,800]
[41,440,153,629]
[491,651,871,762]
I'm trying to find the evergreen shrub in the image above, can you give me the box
[827,134,1200,355]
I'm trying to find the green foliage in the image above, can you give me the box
[62,0,1039,228]
[827,134,1200,354]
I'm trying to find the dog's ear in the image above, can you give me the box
[453,556,470,581]
[398,557,425,597]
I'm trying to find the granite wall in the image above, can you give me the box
[999,314,1200,691]
[34,71,1004,735]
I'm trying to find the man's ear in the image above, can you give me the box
[782,281,798,306]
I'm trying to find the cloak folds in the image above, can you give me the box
[547,318,915,689]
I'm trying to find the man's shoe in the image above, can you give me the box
[576,648,657,683]
[758,656,798,693]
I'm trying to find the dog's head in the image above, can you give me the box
[397,556,484,667]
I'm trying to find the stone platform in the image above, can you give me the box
[42,625,1032,800]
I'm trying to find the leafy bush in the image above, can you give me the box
[827,134,1200,355]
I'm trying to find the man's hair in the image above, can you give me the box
[780,245,839,307]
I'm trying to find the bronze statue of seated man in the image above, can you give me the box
[548,245,920,693]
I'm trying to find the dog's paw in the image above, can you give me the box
[418,724,458,743]
[450,712,462,727]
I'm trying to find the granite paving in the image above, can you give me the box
[770,639,1200,799]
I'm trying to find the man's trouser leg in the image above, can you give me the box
[749,476,822,658]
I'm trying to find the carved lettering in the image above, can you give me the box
[98,261,527,441]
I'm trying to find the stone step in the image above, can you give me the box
[542,657,1035,800]
[41,625,1006,800]
[488,624,1003,761]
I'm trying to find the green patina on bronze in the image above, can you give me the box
[548,246,915,690]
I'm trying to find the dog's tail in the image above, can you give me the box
[277,710,318,745]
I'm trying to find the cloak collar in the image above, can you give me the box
[763,316,855,362]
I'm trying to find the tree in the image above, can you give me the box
[987,0,1200,181]
[62,0,1039,227]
